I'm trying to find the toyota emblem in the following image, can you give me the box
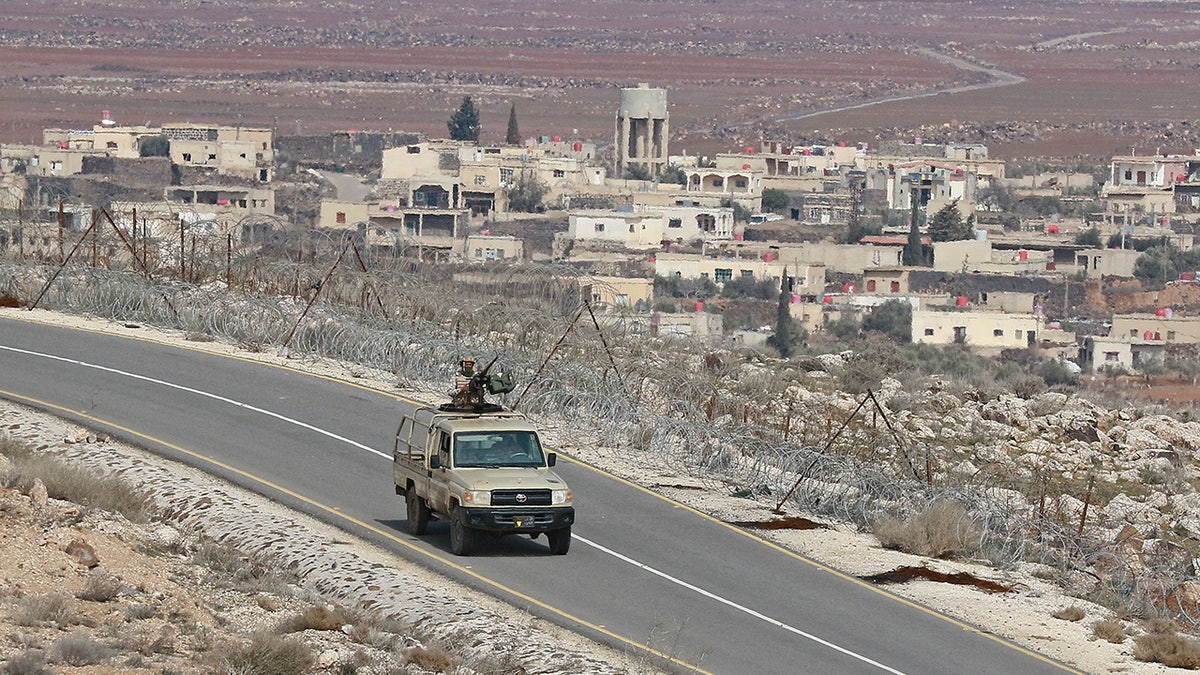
[516,493,528,503]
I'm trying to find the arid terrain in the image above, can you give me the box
[1,0,1198,161]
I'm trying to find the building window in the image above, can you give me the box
[866,280,877,292]
[697,214,716,233]
[208,153,216,161]
[407,146,421,154]
[553,169,565,178]
[668,218,682,229]
[1168,331,1176,340]
[1014,330,1021,339]
[594,223,605,232]
[1124,169,1132,181]
[700,272,709,279]
[735,179,747,189]
[712,178,724,188]
[890,281,900,292]
[1105,352,1120,362]
[500,168,514,185]
[1130,329,1138,338]
[924,328,934,336]
[106,141,118,150]
[715,268,733,282]
[336,212,346,224]
[414,191,426,206]
[740,270,754,278]
[182,153,192,162]
[993,329,1004,337]
[496,249,506,259]
[475,249,482,258]
[474,175,486,185]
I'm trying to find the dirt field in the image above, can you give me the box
[1,0,1197,161]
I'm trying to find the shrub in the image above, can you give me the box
[401,644,456,672]
[48,633,113,666]
[1092,619,1126,643]
[124,603,157,621]
[1,650,49,675]
[76,572,122,602]
[12,594,77,628]
[872,501,979,558]
[218,632,313,675]
[1051,606,1085,622]
[0,437,147,522]
[279,604,358,633]
[1134,631,1200,668]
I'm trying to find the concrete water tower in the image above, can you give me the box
[615,83,669,177]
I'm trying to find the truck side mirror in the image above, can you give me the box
[428,455,441,469]
[546,452,556,467]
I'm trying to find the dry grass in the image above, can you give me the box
[75,572,122,602]
[11,594,80,629]
[1,650,49,675]
[1134,624,1200,669]
[191,540,293,593]
[217,632,314,675]
[0,435,147,522]
[401,644,457,672]
[279,604,358,633]
[48,633,114,667]
[1051,606,1086,622]
[1092,619,1127,643]
[872,501,980,559]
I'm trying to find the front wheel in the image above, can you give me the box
[546,527,571,555]
[406,492,429,536]
[449,508,475,556]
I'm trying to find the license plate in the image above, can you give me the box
[514,516,532,528]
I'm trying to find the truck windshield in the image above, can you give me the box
[453,431,545,468]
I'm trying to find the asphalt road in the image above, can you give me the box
[0,314,1078,675]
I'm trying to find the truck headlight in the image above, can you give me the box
[552,489,572,505]
[462,490,490,506]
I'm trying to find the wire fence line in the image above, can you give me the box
[1,259,1193,622]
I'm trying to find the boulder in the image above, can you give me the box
[29,477,48,507]
[65,538,99,568]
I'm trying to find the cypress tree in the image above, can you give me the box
[505,103,521,145]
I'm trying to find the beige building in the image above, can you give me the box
[1074,247,1141,279]
[465,234,523,262]
[651,310,723,338]
[932,239,1050,274]
[912,309,1041,351]
[164,185,275,216]
[1079,335,1165,373]
[862,267,910,295]
[24,148,107,177]
[1111,314,1200,343]
[581,275,654,310]
[654,252,824,294]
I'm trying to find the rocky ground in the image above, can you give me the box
[5,307,1200,673]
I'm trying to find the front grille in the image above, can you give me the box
[491,489,552,506]
[494,513,557,527]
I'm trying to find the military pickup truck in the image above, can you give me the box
[392,404,575,555]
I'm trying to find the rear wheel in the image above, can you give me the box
[405,491,429,536]
[547,527,571,555]
[449,508,475,556]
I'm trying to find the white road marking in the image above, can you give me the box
[2,343,906,674]
[0,345,388,459]
[575,534,906,674]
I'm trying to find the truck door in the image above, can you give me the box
[427,429,452,513]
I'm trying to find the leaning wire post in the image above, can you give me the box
[29,219,98,311]
[511,302,587,411]
[280,238,350,349]
[772,389,874,514]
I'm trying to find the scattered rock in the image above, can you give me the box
[29,477,48,506]
[65,538,99,568]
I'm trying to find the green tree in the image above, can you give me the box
[506,170,549,212]
[902,215,923,266]
[661,165,687,186]
[447,96,481,142]
[766,272,801,357]
[138,135,170,157]
[505,103,520,145]
[623,164,652,181]
[1074,227,1102,247]
[761,188,790,213]
[928,200,972,242]
[861,299,912,343]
